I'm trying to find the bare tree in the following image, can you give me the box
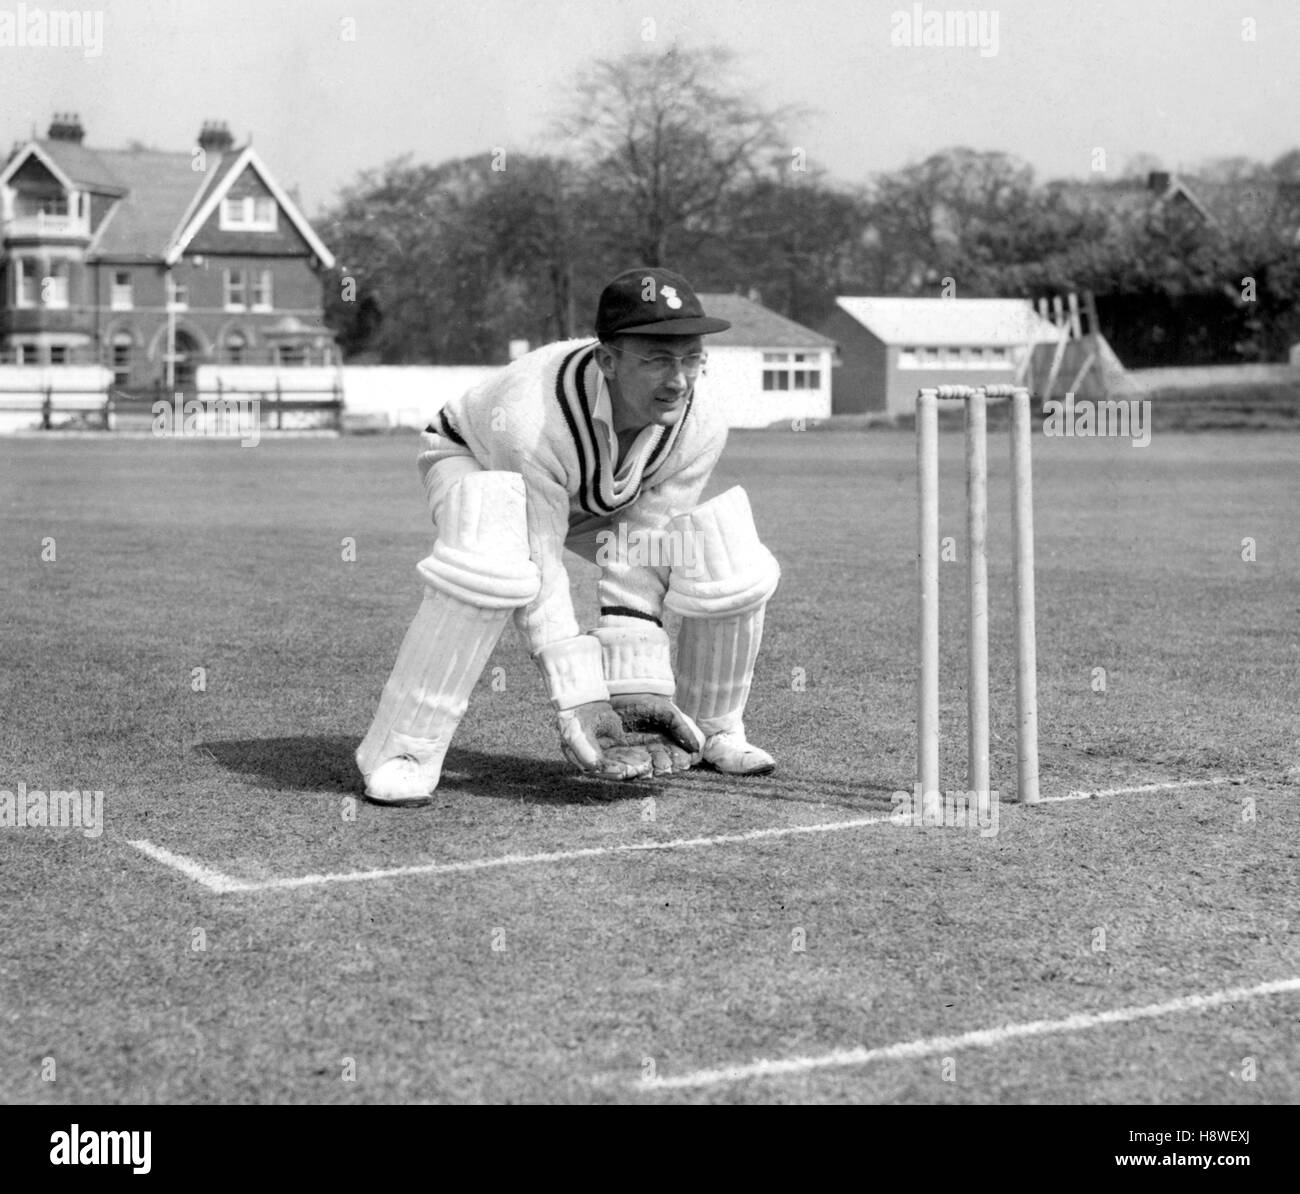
[554,46,798,266]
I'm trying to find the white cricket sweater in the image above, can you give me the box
[418,338,727,652]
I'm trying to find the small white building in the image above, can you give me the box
[695,293,835,428]
[822,297,1059,418]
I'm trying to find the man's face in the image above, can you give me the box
[597,334,705,432]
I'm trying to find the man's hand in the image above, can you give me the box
[556,701,654,780]
[610,693,705,775]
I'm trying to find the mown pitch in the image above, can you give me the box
[1,427,1296,1104]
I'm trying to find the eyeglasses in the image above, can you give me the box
[612,347,708,377]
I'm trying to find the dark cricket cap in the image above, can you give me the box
[595,268,731,338]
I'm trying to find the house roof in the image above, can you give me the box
[696,293,836,349]
[33,137,127,192]
[88,148,217,257]
[1048,173,1300,231]
[5,137,334,267]
[835,297,1059,346]
[165,145,334,267]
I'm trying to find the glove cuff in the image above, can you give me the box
[534,635,609,710]
[593,625,676,697]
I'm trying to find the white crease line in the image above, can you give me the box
[1045,776,1248,803]
[125,774,1258,894]
[126,839,256,894]
[127,814,897,893]
[639,976,1300,1092]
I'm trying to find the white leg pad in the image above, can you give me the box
[666,487,779,740]
[356,592,514,792]
[357,471,540,800]
[673,606,766,735]
[664,487,780,619]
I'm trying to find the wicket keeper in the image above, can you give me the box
[357,268,781,804]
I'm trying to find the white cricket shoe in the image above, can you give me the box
[364,755,440,806]
[702,728,775,776]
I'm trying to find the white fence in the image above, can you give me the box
[0,357,834,434]
[337,366,499,429]
[0,365,114,434]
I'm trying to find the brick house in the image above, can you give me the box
[0,114,336,389]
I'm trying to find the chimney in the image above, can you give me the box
[47,112,86,144]
[198,120,233,154]
[1147,170,1171,195]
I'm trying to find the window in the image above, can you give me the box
[49,345,68,364]
[165,275,188,309]
[276,344,307,367]
[762,351,822,392]
[251,269,272,311]
[899,346,918,368]
[42,262,70,309]
[111,333,132,386]
[225,269,270,311]
[13,342,33,365]
[111,271,133,310]
[16,258,37,307]
[220,195,278,231]
[225,332,247,364]
[224,269,247,310]
[15,191,69,218]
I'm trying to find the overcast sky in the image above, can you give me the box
[4,0,1298,214]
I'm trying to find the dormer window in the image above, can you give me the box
[220,195,277,231]
[16,191,69,218]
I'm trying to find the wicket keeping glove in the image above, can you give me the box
[610,692,704,775]
[534,635,654,780]
[592,624,705,775]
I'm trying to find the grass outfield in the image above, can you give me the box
[0,427,1297,1105]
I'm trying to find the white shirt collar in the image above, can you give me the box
[593,367,647,480]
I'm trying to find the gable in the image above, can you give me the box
[10,153,65,193]
[184,163,315,258]
[225,165,275,203]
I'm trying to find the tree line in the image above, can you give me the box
[319,46,1300,368]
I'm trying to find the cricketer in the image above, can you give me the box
[356,268,781,804]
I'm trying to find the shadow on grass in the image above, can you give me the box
[198,735,654,806]
[198,734,900,811]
